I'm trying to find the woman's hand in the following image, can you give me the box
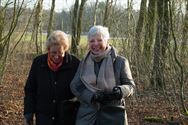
[112,87,122,100]
[91,88,122,104]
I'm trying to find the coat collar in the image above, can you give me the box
[40,52,73,70]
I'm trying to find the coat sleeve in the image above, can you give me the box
[117,58,135,98]
[24,59,37,114]
[70,63,94,105]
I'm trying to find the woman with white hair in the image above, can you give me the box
[24,30,80,125]
[70,25,135,125]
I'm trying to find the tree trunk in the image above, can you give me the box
[103,0,113,27]
[133,0,147,79]
[71,0,79,55]
[31,0,43,54]
[76,0,87,49]
[93,0,99,25]
[143,0,157,67]
[151,0,169,88]
[161,0,169,58]
[135,0,147,55]
[160,0,170,88]
[0,6,6,59]
[169,0,188,115]
[126,0,134,60]
[71,0,87,56]
[181,0,188,61]
[47,0,55,38]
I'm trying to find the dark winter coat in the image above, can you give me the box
[24,53,80,125]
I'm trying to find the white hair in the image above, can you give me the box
[87,25,110,41]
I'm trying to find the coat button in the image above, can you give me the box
[52,100,56,103]
[52,117,55,120]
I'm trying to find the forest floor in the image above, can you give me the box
[0,55,188,125]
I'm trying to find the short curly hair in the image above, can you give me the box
[87,25,110,41]
[46,30,69,51]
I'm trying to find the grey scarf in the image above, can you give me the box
[80,46,116,92]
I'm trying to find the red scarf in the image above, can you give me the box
[47,53,63,72]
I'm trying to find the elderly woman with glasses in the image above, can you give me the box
[70,25,135,125]
[24,30,80,125]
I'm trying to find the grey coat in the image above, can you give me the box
[70,48,135,125]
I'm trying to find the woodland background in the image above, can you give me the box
[0,0,188,124]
